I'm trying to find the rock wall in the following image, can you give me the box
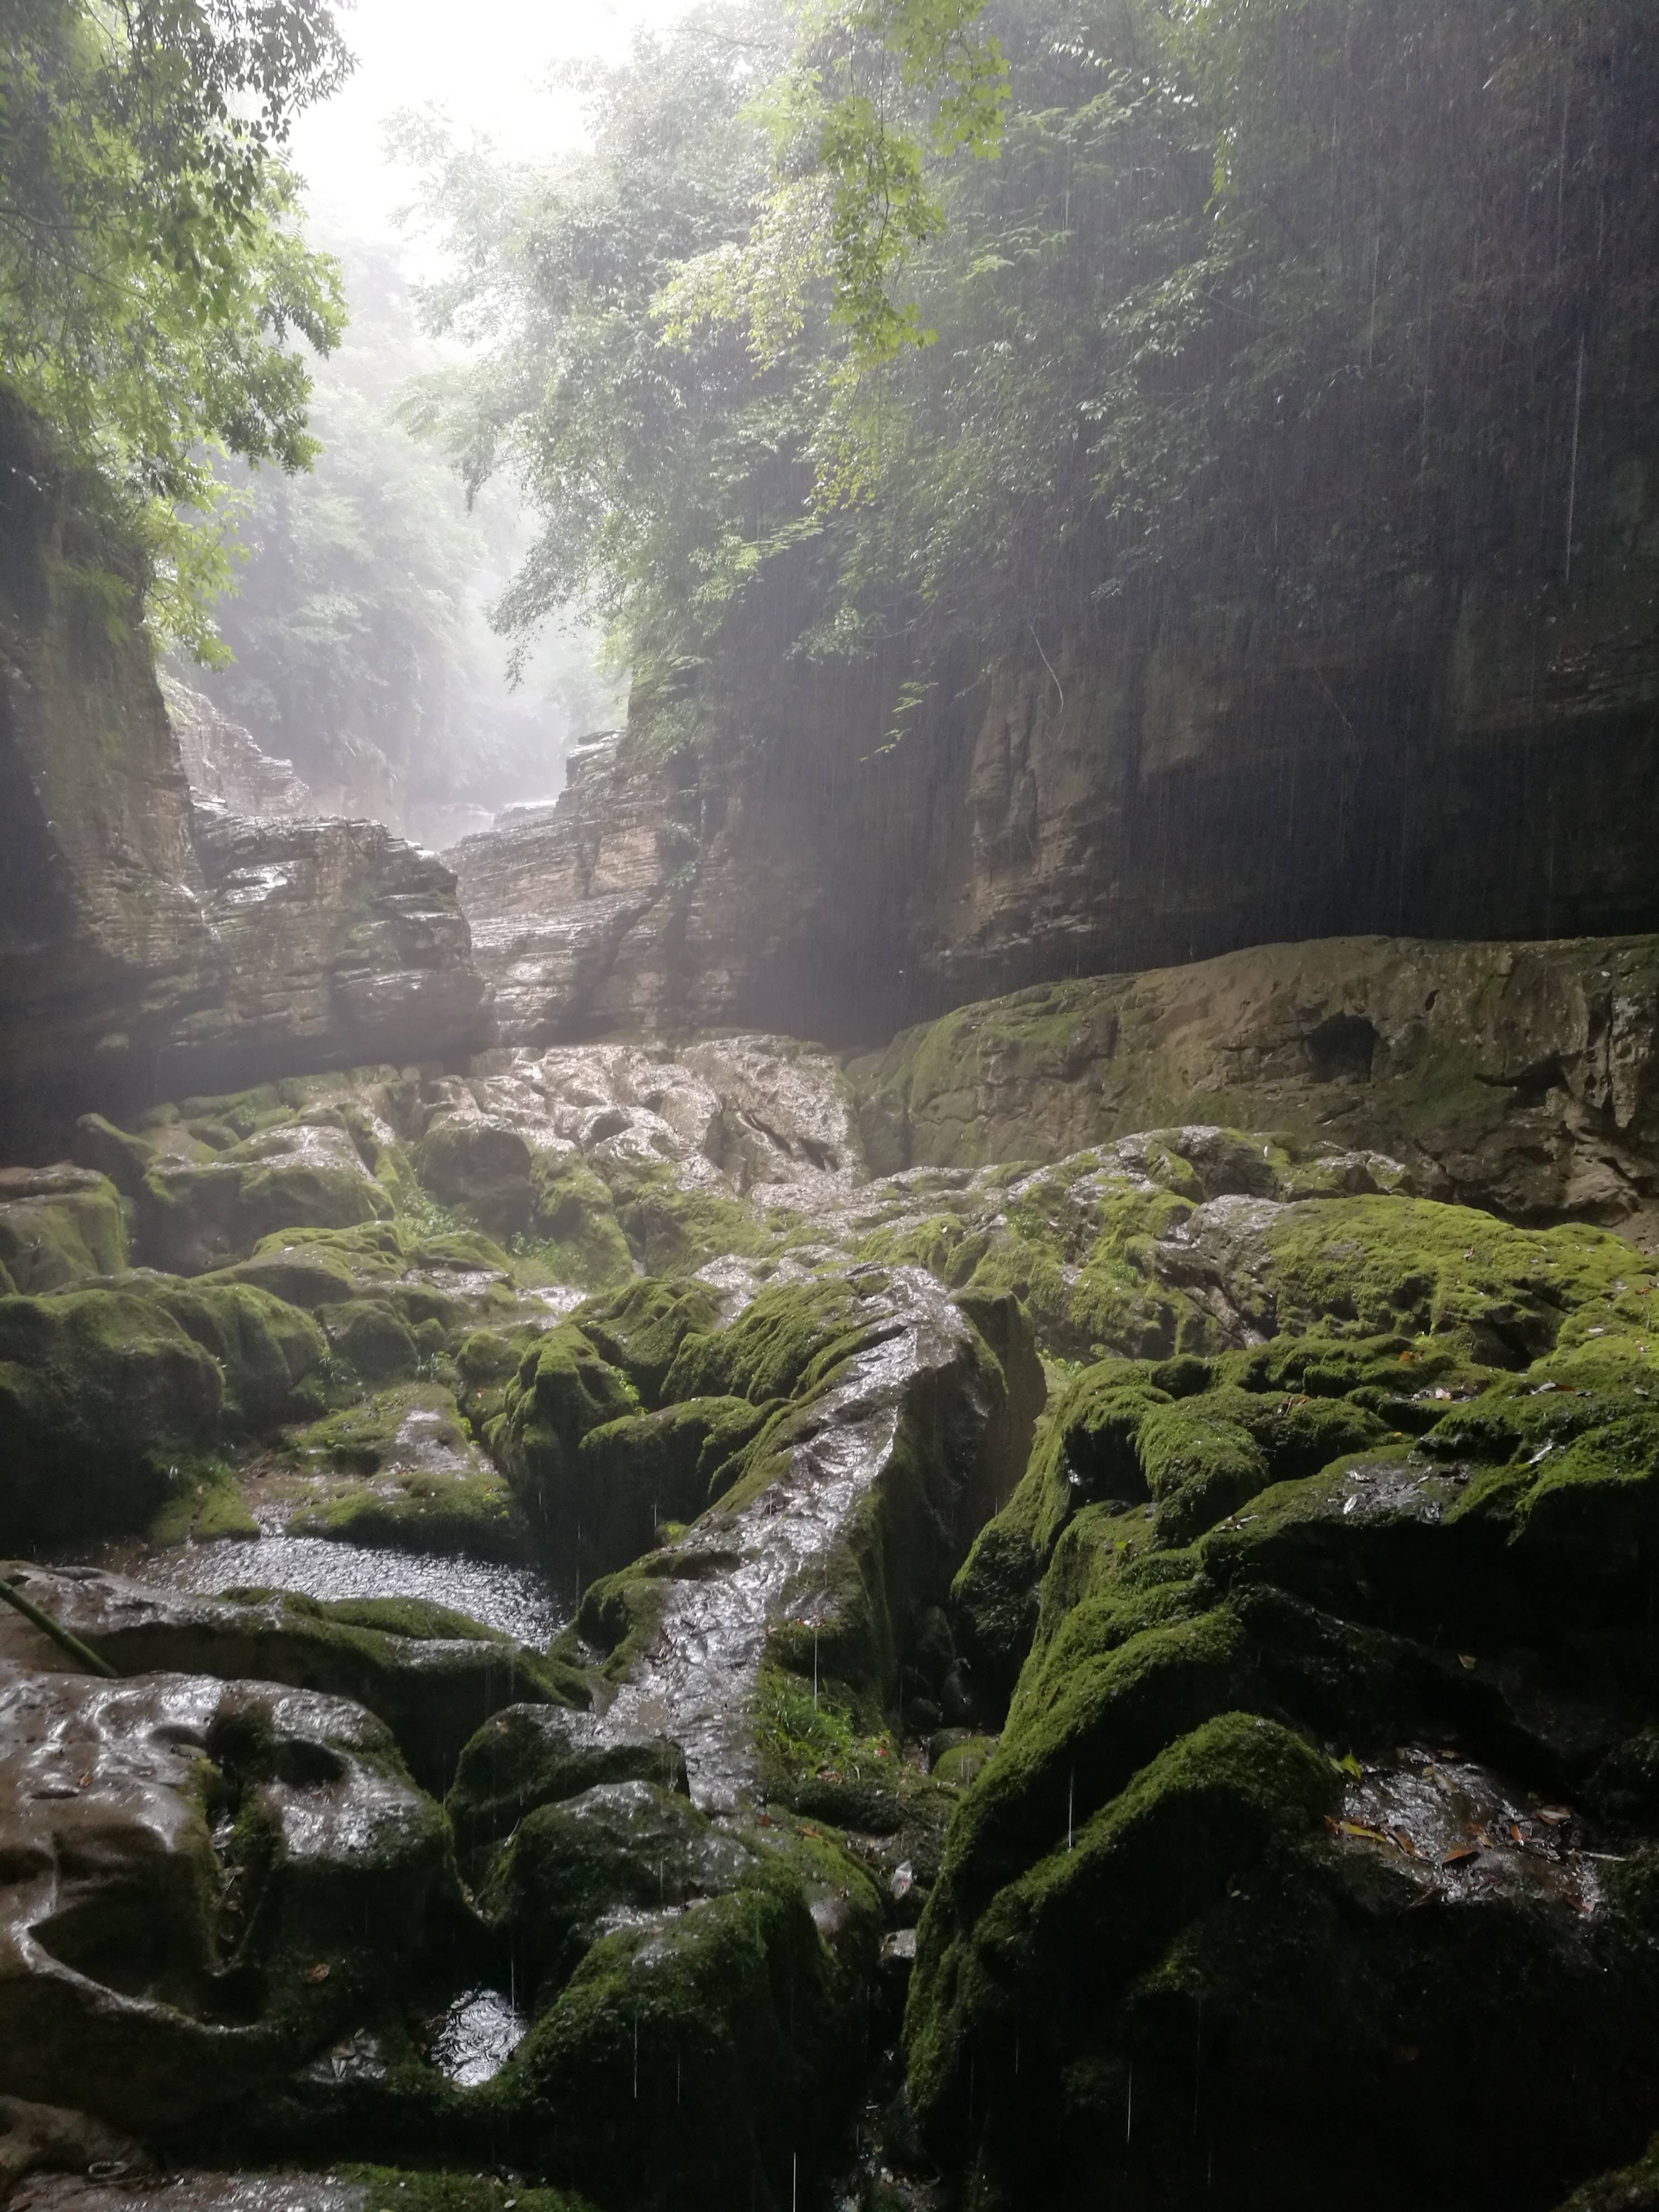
[0,405,488,1152]
[451,424,1659,1048]
[847,933,1659,1238]
[163,681,316,821]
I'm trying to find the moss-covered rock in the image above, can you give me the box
[482,1779,756,2001]
[503,1836,876,2212]
[137,1121,395,1275]
[908,1705,1659,2208]
[1554,2141,1659,2210]
[905,1260,1659,2211]
[9,1568,583,1795]
[0,1163,128,1292]
[661,1276,868,1405]
[72,1110,158,1196]
[0,1667,463,2133]
[447,1705,688,1863]
[567,1396,775,1575]
[148,1277,328,1428]
[329,1297,420,1380]
[513,1154,638,1290]
[489,1323,641,1537]
[0,1287,226,1537]
[571,1277,722,1403]
[279,1382,533,1562]
[845,937,1659,1233]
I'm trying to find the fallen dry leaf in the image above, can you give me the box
[1442,1845,1481,1869]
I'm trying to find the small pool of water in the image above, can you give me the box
[130,1534,569,1647]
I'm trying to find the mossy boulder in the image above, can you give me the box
[603,1158,772,1278]
[282,1382,532,1563]
[147,1277,328,1428]
[329,1297,420,1380]
[11,1568,583,1795]
[502,1835,877,2212]
[136,1121,395,1275]
[481,1779,756,2001]
[512,1153,638,1290]
[0,1288,226,1537]
[1554,2141,1659,2210]
[661,1276,868,1405]
[572,1277,722,1403]
[416,1117,635,1291]
[0,1164,128,1292]
[567,1396,775,1575]
[72,1110,158,1196]
[906,1262,1659,2211]
[489,1323,641,1536]
[0,1667,463,2132]
[414,1112,547,1233]
[908,1710,1659,2210]
[447,1705,688,1863]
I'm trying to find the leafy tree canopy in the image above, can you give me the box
[192,236,621,840]
[403,0,1659,753]
[0,0,350,652]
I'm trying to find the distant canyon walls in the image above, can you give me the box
[0,404,486,1151]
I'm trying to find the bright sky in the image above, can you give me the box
[290,0,694,242]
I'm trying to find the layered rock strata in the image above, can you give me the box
[0,406,486,1151]
[163,684,316,822]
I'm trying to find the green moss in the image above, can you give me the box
[447,1705,688,1861]
[603,1158,773,1277]
[288,1465,529,1561]
[569,1396,774,1575]
[506,1847,871,2212]
[95,1585,583,1793]
[932,1735,997,1789]
[341,2169,595,2212]
[278,1382,532,1561]
[482,1779,756,1998]
[0,1168,127,1291]
[207,1243,362,1309]
[570,1561,671,1685]
[662,1276,866,1405]
[148,1277,327,1427]
[491,1323,641,1534]
[143,1456,259,1545]
[331,1296,420,1380]
[506,1154,636,1291]
[1259,1196,1659,1369]
[0,1286,225,1538]
[72,1111,157,1196]
[571,1276,722,1402]
[857,1212,991,1287]
[905,1711,1338,2152]
[1549,2145,1659,2212]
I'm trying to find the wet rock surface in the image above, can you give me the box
[3,984,1659,2208]
[849,933,1659,1234]
[0,1667,458,2129]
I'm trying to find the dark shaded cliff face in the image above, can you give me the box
[0,405,488,1155]
[453,542,1659,1055]
[446,299,1659,1054]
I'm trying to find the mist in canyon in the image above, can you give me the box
[3,6,1659,2212]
